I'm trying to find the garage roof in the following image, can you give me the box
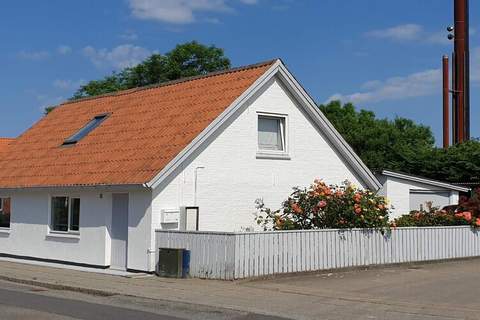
[381,170,470,193]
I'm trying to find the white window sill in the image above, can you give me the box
[256,152,291,160]
[0,228,11,235]
[46,232,80,240]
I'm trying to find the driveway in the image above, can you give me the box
[0,258,478,319]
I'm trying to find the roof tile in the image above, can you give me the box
[0,60,275,188]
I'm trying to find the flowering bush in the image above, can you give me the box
[394,201,480,228]
[458,188,480,217]
[255,180,391,233]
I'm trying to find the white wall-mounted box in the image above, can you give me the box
[161,209,180,224]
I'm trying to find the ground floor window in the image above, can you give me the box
[51,197,80,232]
[0,198,11,228]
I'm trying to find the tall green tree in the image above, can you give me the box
[73,41,230,100]
[319,101,435,172]
[420,140,480,183]
[319,100,480,184]
[45,41,231,113]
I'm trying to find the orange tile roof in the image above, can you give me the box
[0,138,14,153]
[0,60,275,188]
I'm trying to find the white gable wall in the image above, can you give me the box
[152,76,367,232]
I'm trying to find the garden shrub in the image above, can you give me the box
[393,201,480,228]
[255,180,391,233]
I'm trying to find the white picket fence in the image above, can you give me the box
[155,226,480,280]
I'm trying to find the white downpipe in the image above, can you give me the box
[194,166,205,206]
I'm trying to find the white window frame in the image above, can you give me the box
[48,195,81,235]
[0,196,11,231]
[256,112,290,160]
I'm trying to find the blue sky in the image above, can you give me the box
[1,0,478,145]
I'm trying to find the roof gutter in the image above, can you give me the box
[0,183,151,192]
[381,170,470,193]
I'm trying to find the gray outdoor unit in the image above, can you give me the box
[157,248,190,278]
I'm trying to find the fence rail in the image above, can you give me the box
[155,226,480,280]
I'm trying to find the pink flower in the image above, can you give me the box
[318,200,327,208]
[354,204,362,215]
[456,211,472,222]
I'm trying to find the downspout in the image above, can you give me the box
[194,166,205,206]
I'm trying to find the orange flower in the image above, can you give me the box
[324,188,332,196]
[291,203,303,214]
[353,193,362,203]
[475,218,480,227]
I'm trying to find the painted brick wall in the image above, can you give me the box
[0,189,112,266]
[152,76,368,232]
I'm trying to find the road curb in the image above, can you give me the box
[0,275,117,297]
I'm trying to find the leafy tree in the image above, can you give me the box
[319,101,435,172]
[43,106,56,115]
[73,41,230,100]
[319,100,480,185]
[420,140,480,183]
[45,41,231,113]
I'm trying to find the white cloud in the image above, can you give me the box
[53,79,85,90]
[365,23,471,45]
[472,46,480,83]
[327,46,480,105]
[17,50,50,60]
[35,94,64,111]
[326,69,442,105]
[366,24,423,41]
[57,45,72,55]
[82,44,151,69]
[128,0,257,24]
[119,30,139,41]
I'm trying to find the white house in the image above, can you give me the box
[0,59,381,272]
[376,170,470,219]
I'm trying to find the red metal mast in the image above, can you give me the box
[444,0,470,145]
[443,55,450,149]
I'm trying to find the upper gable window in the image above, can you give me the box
[258,115,286,151]
[63,114,109,146]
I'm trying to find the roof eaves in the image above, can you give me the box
[381,170,470,192]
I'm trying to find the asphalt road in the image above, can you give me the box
[0,282,285,320]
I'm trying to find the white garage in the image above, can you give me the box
[376,170,470,219]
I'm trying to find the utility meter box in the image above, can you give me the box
[161,209,180,224]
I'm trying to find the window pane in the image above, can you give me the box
[258,117,284,151]
[0,198,11,228]
[51,197,69,232]
[63,114,108,145]
[70,198,80,231]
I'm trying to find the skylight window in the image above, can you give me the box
[63,114,109,146]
